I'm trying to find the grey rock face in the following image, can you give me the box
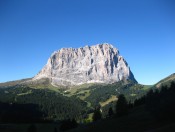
[33,43,137,86]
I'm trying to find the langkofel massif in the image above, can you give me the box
[33,43,137,86]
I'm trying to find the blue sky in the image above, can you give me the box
[0,0,175,85]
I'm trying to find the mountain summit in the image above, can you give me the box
[34,43,137,86]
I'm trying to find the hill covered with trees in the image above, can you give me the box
[0,75,175,132]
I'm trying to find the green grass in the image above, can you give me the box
[100,95,117,107]
[142,85,152,90]
[77,90,91,100]
[17,90,32,96]
[86,101,91,107]
[130,94,137,97]
[65,83,96,95]
[83,113,94,123]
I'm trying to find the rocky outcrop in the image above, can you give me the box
[33,43,137,86]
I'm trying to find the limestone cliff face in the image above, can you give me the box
[33,43,137,86]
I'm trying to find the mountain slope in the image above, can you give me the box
[69,75,175,132]
[156,73,175,88]
[0,78,31,88]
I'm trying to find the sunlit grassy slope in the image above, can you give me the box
[156,73,175,88]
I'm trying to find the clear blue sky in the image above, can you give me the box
[0,0,175,85]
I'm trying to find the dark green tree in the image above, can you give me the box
[170,81,175,91]
[116,94,128,117]
[108,107,114,117]
[92,107,102,121]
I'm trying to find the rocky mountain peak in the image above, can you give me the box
[33,43,137,86]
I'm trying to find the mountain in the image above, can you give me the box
[155,73,175,88]
[33,43,137,86]
[1,43,175,131]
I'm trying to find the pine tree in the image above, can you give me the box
[108,107,114,117]
[92,107,102,121]
[116,94,128,117]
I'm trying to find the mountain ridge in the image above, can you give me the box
[156,73,175,88]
